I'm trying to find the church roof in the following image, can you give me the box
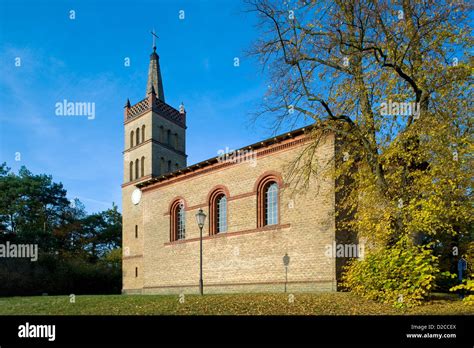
[136,124,314,189]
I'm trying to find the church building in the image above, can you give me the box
[121,45,346,294]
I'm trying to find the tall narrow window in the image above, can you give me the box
[160,126,164,142]
[141,156,145,177]
[216,195,227,233]
[176,205,185,240]
[135,267,138,278]
[160,157,165,174]
[174,133,178,149]
[130,131,134,148]
[129,161,133,181]
[136,127,140,145]
[256,174,282,228]
[264,182,278,226]
[167,130,171,145]
[135,225,138,238]
[167,160,171,172]
[209,187,229,235]
[135,159,139,179]
[170,200,186,241]
[141,125,145,143]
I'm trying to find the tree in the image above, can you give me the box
[0,163,122,295]
[0,164,70,250]
[247,0,473,305]
[80,203,121,261]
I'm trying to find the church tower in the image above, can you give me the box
[123,45,187,185]
[122,43,187,292]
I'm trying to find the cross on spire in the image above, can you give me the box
[151,29,159,51]
[146,29,165,101]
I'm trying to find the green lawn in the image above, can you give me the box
[0,292,472,315]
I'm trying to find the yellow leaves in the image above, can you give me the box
[342,237,440,308]
[0,292,472,315]
[449,280,474,305]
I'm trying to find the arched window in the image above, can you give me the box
[141,125,145,143]
[174,133,178,149]
[208,187,229,235]
[264,183,278,226]
[141,156,145,177]
[211,194,228,234]
[167,160,171,172]
[130,130,134,148]
[217,195,227,232]
[160,157,165,174]
[160,126,164,142]
[135,159,139,179]
[167,129,171,145]
[256,173,282,228]
[136,127,140,145]
[129,161,133,181]
[170,199,186,241]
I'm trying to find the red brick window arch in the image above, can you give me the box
[256,173,283,228]
[170,199,186,241]
[208,187,229,235]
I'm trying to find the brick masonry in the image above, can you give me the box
[122,123,338,294]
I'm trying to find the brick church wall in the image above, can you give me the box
[122,132,337,294]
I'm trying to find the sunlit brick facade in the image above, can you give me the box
[121,47,342,294]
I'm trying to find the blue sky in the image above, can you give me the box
[0,0,308,213]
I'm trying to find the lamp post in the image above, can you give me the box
[195,208,207,296]
[283,253,290,293]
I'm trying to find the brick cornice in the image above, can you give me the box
[140,135,310,194]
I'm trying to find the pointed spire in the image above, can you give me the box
[125,98,131,108]
[146,47,165,102]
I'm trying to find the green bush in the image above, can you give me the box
[450,279,474,304]
[342,237,439,308]
[0,253,121,296]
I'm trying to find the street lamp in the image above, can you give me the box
[195,208,207,295]
[283,253,290,293]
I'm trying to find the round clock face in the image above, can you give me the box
[131,188,142,205]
